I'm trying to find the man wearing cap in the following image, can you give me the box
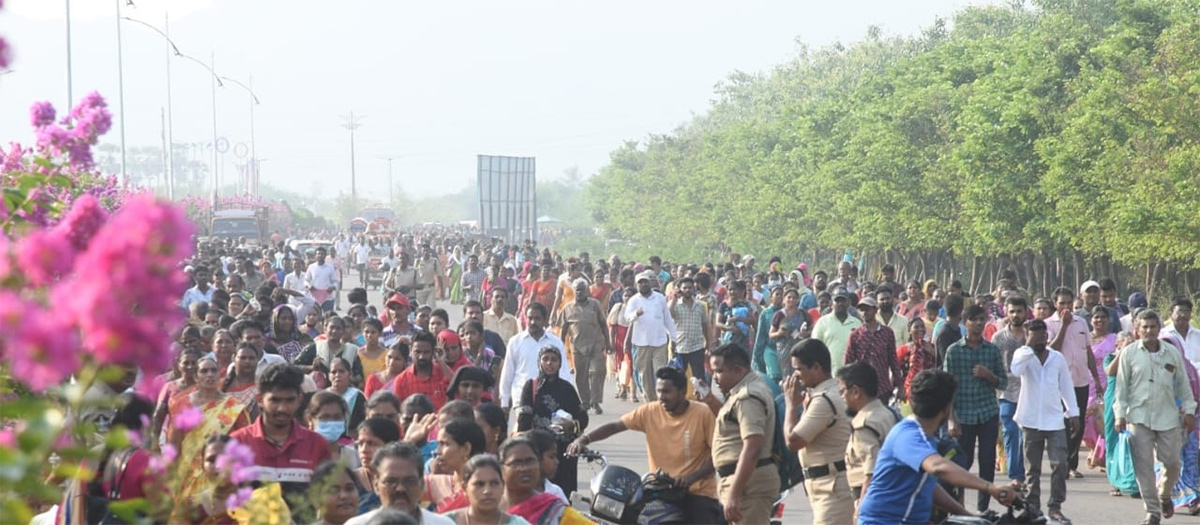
[843,296,903,404]
[624,270,678,402]
[1121,292,1149,332]
[811,287,862,374]
[381,293,419,348]
[560,278,611,414]
[1075,280,1121,334]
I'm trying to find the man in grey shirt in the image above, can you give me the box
[991,295,1028,486]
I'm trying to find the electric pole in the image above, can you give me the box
[380,156,395,204]
[340,111,364,200]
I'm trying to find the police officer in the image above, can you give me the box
[837,362,898,505]
[709,343,780,524]
[415,244,440,306]
[784,338,854,524]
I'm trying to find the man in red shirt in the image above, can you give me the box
[393,331,452,410]
[231,363,331,504]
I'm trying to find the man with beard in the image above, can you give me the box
[837,362,898,505]
[231,363,331,505]
[877,288,910,348]
[784,339,854,524]
[343,442,454,525]
[1010,319,1079,524]
[181,265,216,311]
[566,366,721,524]
[991,295,1030,489]
[392,331,452,411]
[498,303,573,410]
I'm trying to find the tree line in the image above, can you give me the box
[582,0,1200,303]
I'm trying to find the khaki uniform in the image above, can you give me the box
[561,297,609,406]
[846,398,898,501]
[713,372,781,525]
[791,378,854,525]
[415,258,439,306]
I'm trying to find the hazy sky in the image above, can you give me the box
[0,0,993,199]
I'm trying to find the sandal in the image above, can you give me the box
[1139,517,1161,525]
[1161,498,1174,519]
[1048,510,1071,525]
[1110,488,1124,497]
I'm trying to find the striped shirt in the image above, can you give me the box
[671,299,708,354]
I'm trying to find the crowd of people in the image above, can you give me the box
[60,228,1200,525]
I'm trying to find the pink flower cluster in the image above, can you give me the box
[214,438,260,509]
[0,194,194,391]
[31,92,112,169]
[0,0,9,70]
[173,407,204,432]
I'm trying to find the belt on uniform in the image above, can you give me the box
[803,460,846,479]
[716,457,773,478]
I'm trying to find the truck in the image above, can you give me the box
[210,202,270,246]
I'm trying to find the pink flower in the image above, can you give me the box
[0,233,11,282]
[147,443,177,474]
[1,306,78,392]
[54,194,107,251]
[0,428,15,448]
[14,228,74,286]
[215,438,259,484]
[225,487,254,510]
[0,37,10,70]
[30,101,55,127]
[173,406,204,432]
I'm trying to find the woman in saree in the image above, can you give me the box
[268,304,312,364]
[448,246,465,304]
[444,455,530,524]
[501,438,592,525]
[327,357,368,435]
[523,265,558,327]
[211,329,236,378]
[1085,306,1117,454]
[426,419,488,512]
[1104,331,1140,497]
[222,343,261,421]
[169,356,251,509]
[1160,332,1200,515]
[151,346,202,446]
[588,268,610,304]
[301,307,325,340]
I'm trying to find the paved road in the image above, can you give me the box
[354,285,1156,524]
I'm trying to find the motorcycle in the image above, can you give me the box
[941,484,1037,525]
[572,449,688,524]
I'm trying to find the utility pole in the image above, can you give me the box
[340,111,364,200]
[380,156,395,203]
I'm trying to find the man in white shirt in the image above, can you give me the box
[1010,319,1079,524]
[498,302,573,409]
[623,270,678,401]
[304,247,339,313]
[180,265,215,311]
[344,442,454,525]
[280,258,308,307]
[1162,297,1200,368]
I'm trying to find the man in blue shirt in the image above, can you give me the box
[857,369,1018,524]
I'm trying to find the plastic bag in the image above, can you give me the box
[1108,431,1139,493]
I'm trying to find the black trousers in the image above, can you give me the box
[1066,386,1088,471]
[683,493,726,524]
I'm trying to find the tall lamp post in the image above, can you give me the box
[218,75,260,197]
[121,15,179,198]
[378,156,398,204]
[114,0,130,184]
[340,112,364,200]
[176,52,223,197]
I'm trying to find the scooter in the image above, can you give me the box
[572,449,688,524]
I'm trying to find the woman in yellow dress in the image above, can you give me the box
[169,355,251,515]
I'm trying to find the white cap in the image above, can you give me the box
[1079,280,1100,294]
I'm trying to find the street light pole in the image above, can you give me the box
[217,75,260,196]
[66,0,73,110]
[175,52,223,197]
[340,112,364,200]
[379,156,396,203]
[115,0,127,184]
[164,12,174,199]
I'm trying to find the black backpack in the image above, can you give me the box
[83,448,137,524]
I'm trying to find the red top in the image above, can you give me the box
[447,353,473,374]
[393,365,450,410]
[230,417,332,497]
